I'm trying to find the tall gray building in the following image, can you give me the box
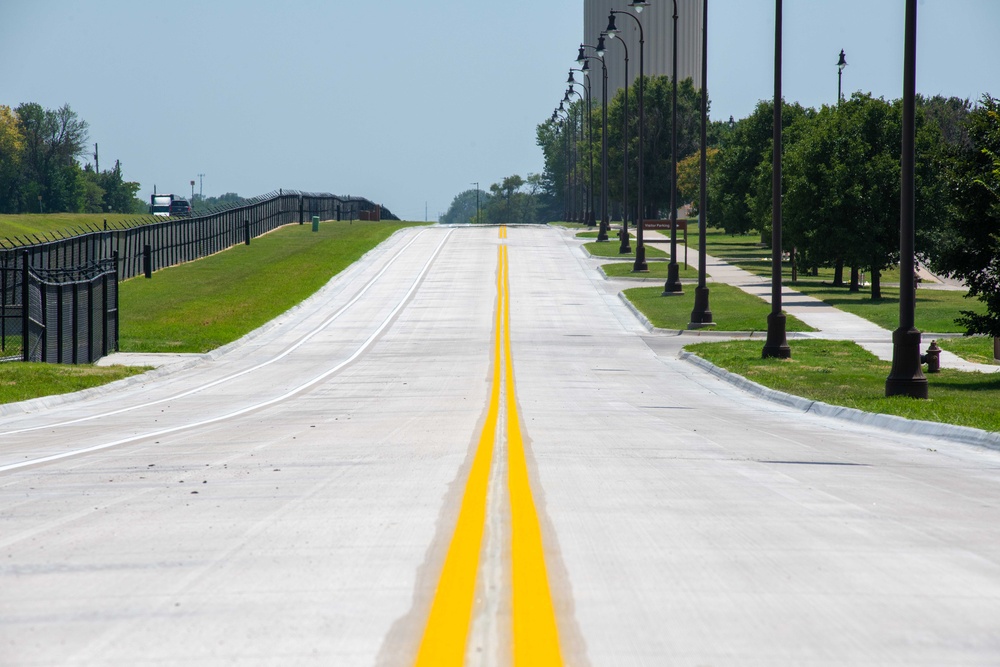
[582,0,703,98]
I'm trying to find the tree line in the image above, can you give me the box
[0,102,143,214]
[529,74,998,338]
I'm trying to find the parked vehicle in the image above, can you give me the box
[169,198,192,217]
[150,193,175,216]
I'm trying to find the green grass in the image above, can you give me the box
[0,362,149,405]
[791,283,983,333]
[119,220,424,353]
[937,336,999,365]
[601,261,700,279]
[584,241,668,259]
[0,213,149,244]
[623,284,816,332]
[685,339,1000,432]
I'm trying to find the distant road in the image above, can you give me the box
[2,225,999,665]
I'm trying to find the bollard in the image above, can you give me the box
[921,340,941,373]
[312,215,319,233]
[244,219,251,246]
[143,244,152,279]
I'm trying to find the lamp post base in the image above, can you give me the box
[597,221,610,242]
[688,286,714,327]
[885,326,928,398]
[663,262,683,293]
[633,244,648,272]
[762,312,791,358]
[619,227,632,254]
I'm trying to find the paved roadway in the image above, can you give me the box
[2,225,1000,665]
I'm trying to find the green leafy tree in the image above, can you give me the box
[709,100,810,237]
[927,95,1000,335]
[441,188,490,225]
[0,105,24,213]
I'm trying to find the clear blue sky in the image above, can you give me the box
[1,1,998,221]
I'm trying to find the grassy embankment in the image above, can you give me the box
[0,213,152,244]
[0,219,424,404]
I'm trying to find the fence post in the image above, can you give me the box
[299,196,305,224]
[21,250,28,362]
[244,219,251,245]
[143,244,152,279]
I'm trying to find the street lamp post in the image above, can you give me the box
[608,7,649,272]
[837,49,847,106]
[689,0,714,326]
[569,69,594,227]
[578,43,610,242]
[565,86,586,222]
[471,181,480,225]
[886,0,927,398]
[596,33,631,254]
[663,0,684,292]
[762,0,791,358]
[556,102,571,222]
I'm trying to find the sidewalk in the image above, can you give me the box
[607,227,1000,374]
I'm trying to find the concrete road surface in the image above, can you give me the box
[2,225,999,665]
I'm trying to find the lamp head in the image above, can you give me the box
[605,13,619,38]
[595,34,607,57]
[576,45,586,63]
[581,60,591,76]
[628,0,650,13]
[567,70,575,84]
[837,49,847,71]
[729,115,735,130]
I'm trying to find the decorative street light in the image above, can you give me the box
[555,102,571,222]
[837,49,847,106]
[565,86,586,222]
[663,0,684,292]
[568,69,594,227]
[886,0,927,398]
[689,0,714,326]
[596,32,632,254]
[762,0,790,359]
[471,181,480,225]
[608,8,649,272]
[578,42,610,242]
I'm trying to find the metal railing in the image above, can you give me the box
[0,190,398,363]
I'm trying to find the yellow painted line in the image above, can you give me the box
[502,244,563,664]
[413,244,504,666]
[415,237,562,665]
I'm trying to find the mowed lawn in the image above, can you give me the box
[119,220,424,353]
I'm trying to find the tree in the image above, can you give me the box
[709,100,811,237]
[676,147,719,214]
[487,175,538,225]
[0,105,24,213]
[926,95,1000,335]
[441,188,489,225]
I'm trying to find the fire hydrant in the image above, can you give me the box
[921,340,941,373]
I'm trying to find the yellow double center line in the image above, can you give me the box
[415,228,562,665]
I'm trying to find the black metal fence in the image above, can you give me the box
[0,190,398,364]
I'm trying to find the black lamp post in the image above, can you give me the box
[578,44,610,241]
[471,181,480,225]
[837,49,847,106]
[762,0,790,359]
[568,69,594,227]
[565,86,586,223]
[689,0,714,326]
[556,102,571,222]
[886,0,927,398]
[608,7,649,272]
[663,0,684,292]
[596,32,631,254]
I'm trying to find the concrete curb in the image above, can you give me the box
[679,350,1000,452]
